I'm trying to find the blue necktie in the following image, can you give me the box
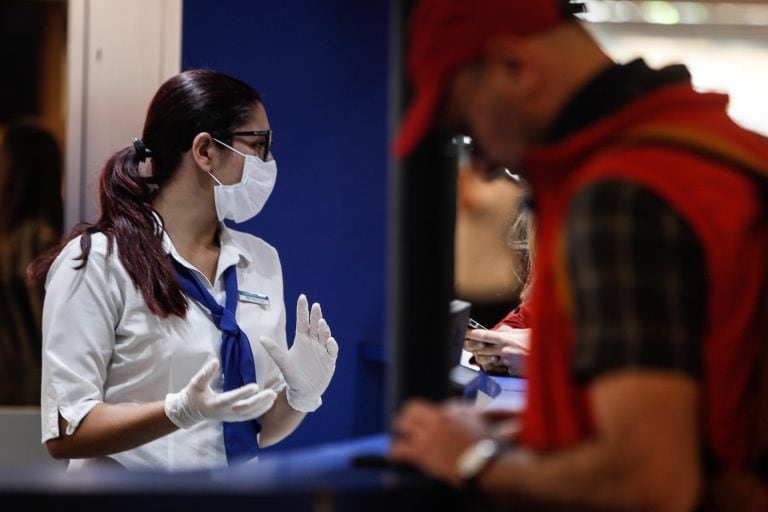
[172,258,261,464]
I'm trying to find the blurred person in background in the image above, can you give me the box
[454,134,525,328]
[0,120,63,405]
[389,0,768,510]
[464,193,535,377]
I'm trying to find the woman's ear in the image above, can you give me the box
[191,132,214,172]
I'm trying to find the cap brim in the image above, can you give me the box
[392,85,442,159]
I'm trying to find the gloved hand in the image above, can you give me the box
[165,359,277,429]
[260,294,338,412]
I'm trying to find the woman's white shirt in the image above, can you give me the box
[40,226,287,471]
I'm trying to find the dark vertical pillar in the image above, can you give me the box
[386,0,457,423]
[387,133,457,418]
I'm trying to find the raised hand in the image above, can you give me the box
[260,294,338,412]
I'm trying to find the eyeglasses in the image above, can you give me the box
[228,129,273,161]
[451,134,521,183]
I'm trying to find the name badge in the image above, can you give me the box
[238,290,270,306]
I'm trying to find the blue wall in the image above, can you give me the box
[182,0,391,451]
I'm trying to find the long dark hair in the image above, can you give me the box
[28,69,263,318]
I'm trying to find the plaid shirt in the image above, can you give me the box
[536,59,708,382]
[565,180,706,382]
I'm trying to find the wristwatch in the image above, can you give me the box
[456,438,502,484]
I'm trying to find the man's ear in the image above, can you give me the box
[191,132,215,172]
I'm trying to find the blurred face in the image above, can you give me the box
[441,59,532,180]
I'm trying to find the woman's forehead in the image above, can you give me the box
[236,103,270,131]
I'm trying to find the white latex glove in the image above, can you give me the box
[165,359,277,429]
[260,294,338,412]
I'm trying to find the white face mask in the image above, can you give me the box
[209,138,277,223]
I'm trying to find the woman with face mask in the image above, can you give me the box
[28,69,338,471]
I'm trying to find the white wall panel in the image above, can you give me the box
[65,0,181,230]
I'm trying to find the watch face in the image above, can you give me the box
[457,438,500,480]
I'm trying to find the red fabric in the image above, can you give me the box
[393,0,563,157]
[519,83,768,471]
[493,302,532,330]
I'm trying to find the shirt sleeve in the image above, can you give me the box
[493,301,532,330]
[41,235,124,441]
[564,180,706,383]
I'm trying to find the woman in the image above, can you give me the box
[464,194,534,377]
[28,69,338,471]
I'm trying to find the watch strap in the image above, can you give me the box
[456,438,502,487]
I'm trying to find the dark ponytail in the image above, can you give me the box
[28,69,263,318]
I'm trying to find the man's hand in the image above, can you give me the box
[390,398,492,487]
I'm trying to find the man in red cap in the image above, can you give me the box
[389,0,768,510]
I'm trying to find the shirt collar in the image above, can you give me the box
[153,212,251,278]
[543,58,691,143]
[218,225,252,266]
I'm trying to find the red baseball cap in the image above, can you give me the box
[393,0,567,158]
